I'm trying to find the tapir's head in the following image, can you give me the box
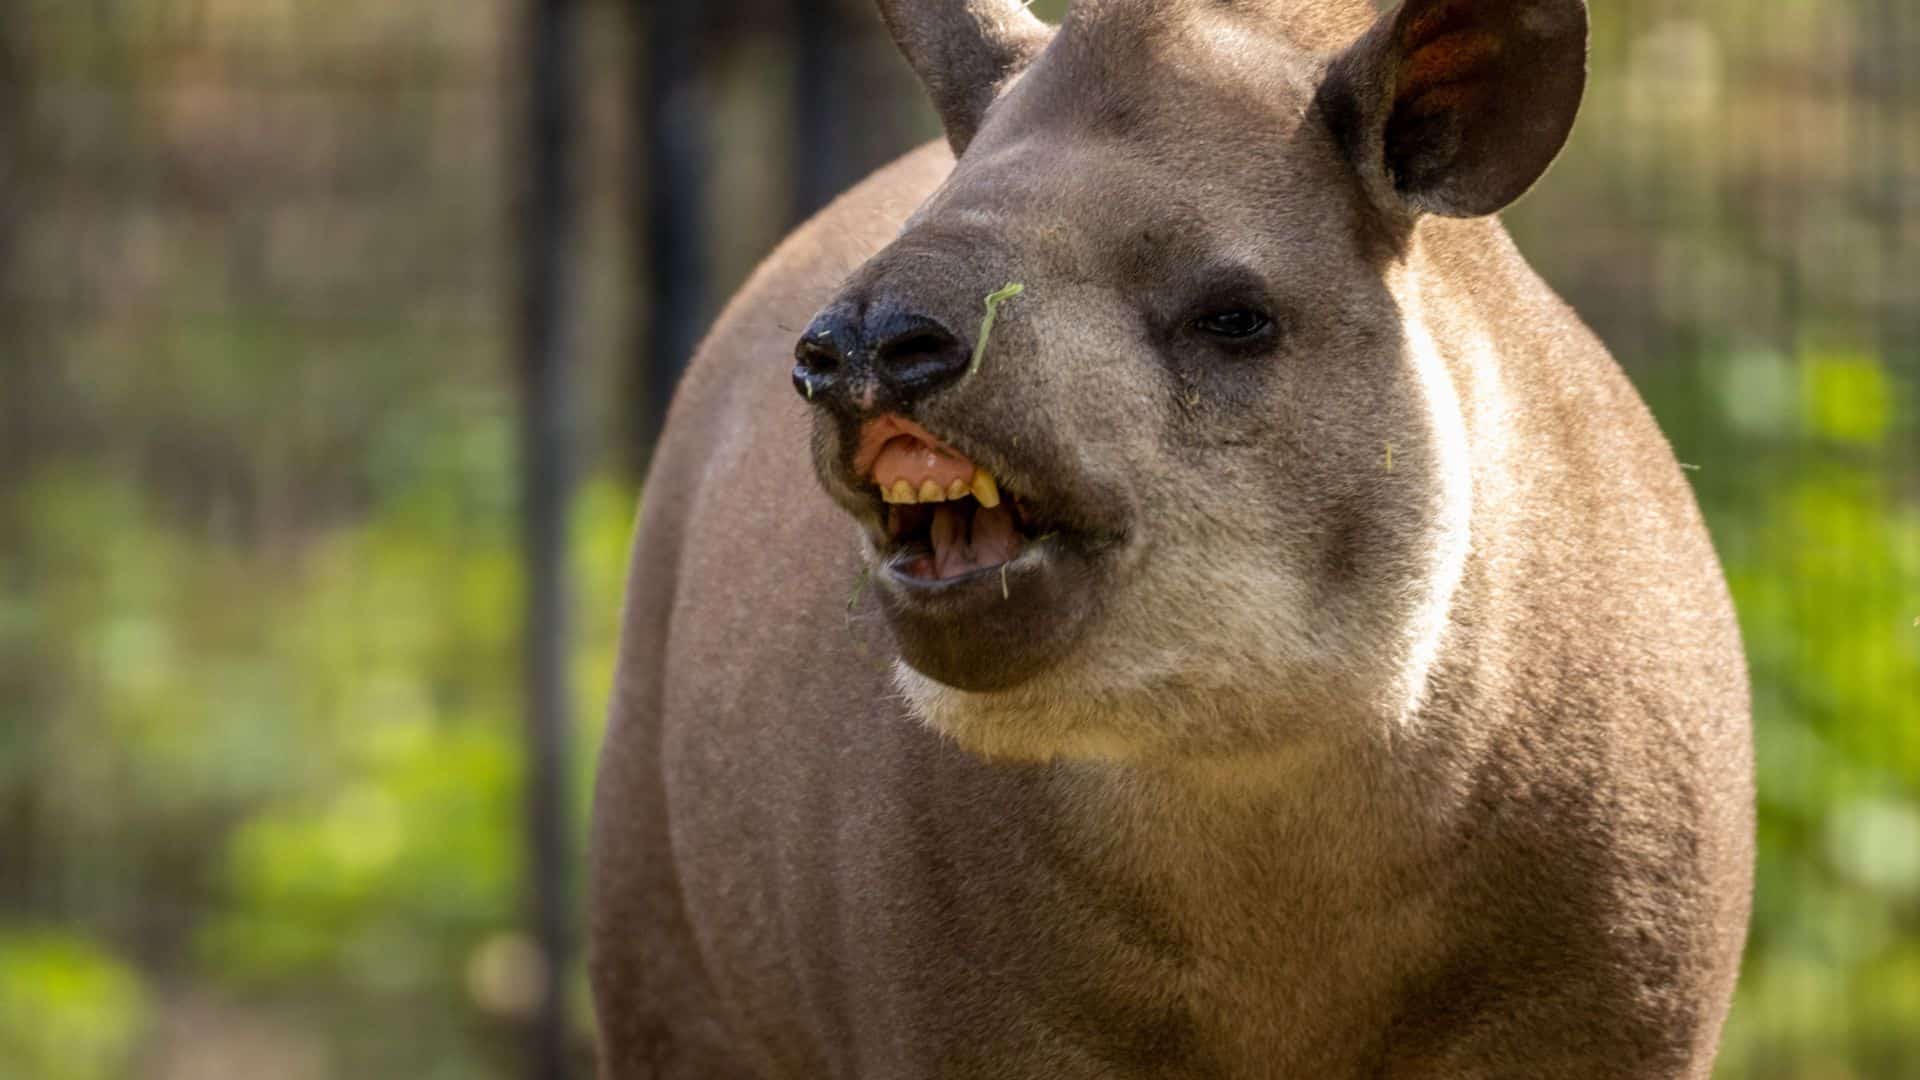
[793,0,1588,762]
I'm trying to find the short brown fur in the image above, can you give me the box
[591,1,1754,1076]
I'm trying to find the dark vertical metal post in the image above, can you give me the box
[0,0,28,486]
[794,0,921,227]
[793,0,849,223]
[638,0,709,459]
[518,0,578,1076]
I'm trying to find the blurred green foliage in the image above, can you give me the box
[2,0,1917,1077]
[3,440,630,1075]
[0,929,148,1080]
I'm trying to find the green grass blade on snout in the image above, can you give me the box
[968,283,1025,378]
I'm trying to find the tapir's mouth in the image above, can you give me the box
[855,415,1051,583]
[818,411,1117,691]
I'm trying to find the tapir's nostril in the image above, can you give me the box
[872,319,968,401]
[795,337,843,376]
[878,331,954,364]
[792,323,849,404]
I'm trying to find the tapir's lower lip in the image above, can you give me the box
[871,529,1112,693]
[881,531,1058,599]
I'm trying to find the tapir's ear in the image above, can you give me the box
[876,0,1052,155]
[1320,0,1588,219]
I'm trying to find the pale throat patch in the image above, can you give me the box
[1384,265,1475,727]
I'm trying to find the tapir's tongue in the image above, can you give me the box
[927,501,1020,579]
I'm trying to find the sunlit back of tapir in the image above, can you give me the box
[589,1,1755,1076]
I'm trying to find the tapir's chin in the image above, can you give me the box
[873,529,1109,692]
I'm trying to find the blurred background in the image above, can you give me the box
[0,0,1914,1077]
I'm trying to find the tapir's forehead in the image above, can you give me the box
[917,139,1280,266]
[914,72,1367,286]
[1012,4,1332,141]
[922,7,1362,227]
[1049,0,1377,62]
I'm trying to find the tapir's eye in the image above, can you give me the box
[1192,309,1272,340]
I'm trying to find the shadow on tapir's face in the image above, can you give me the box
[793,0,1588,761]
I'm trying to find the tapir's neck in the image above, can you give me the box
[1022,728,1476,1069]
[1053,725,1471,909]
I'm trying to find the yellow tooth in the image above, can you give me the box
[919,479,945,503]
[970,469,1001,509]
[947,478,969,501]
[884,479,916,504]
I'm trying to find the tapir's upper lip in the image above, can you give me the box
[831,416,1027,520]
[852,415,951,479]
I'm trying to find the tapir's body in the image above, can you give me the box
[592,2,1753,1077]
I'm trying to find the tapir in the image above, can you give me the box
[590,0,1755,1076]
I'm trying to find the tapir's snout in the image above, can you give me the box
[792,298,972,417]
[784,233,1129,697]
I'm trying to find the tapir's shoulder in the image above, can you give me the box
[591,142,957,1076]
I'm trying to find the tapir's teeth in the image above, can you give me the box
[971,470,1001,508]
[876,467,1004,506]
